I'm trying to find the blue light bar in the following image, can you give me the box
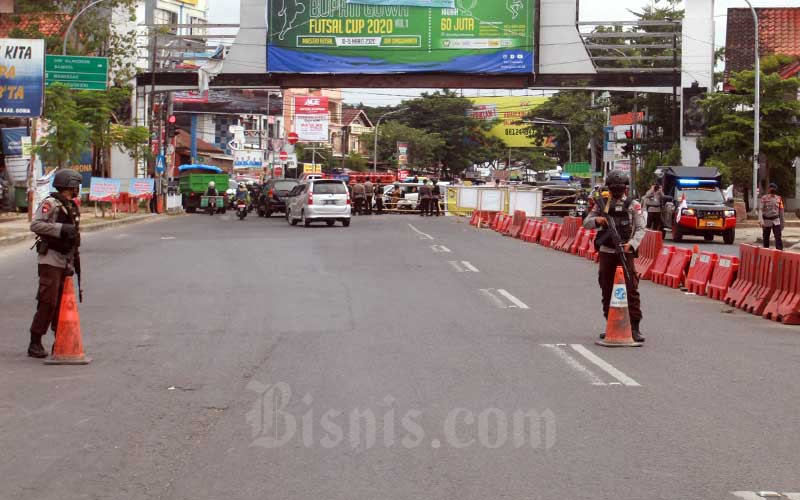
[678,178,718,186]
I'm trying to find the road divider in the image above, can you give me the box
[634,230,663,280]
[656,246,693,288]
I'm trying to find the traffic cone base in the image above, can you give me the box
[44,276,91,365]
[596,267,643,348]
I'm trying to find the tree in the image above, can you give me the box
[399,90,507,177]
[35,84,90,168]
[523,91,606,165]
[344,153,368,172]
[699,55,800,207]
[363,121,445,171]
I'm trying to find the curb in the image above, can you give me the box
[0,214,164,248]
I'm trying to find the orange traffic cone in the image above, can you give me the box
[596,266,643,348]
[45,276,91,365]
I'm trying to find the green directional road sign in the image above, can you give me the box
[45,55,108,91]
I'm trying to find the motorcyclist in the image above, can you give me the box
[205,181,218,197]
[235,183,251,204]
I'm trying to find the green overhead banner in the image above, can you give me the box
[267,1,535,74]
[347,0,455,6]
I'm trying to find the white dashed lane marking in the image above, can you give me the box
[448,261,480,273]
[407,223,434,240]
[542,344,641,387]
[478,289,529,309]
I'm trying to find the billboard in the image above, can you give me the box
[266,1,535,74]
[468,96,548,148]
[0,38,45,117]
[294,96,329,142]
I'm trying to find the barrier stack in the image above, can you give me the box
[634,230,663,280]
[707,256,739,300]
[724,245,759,308]
[506,211,527,238]
[571,227,587,254]
[686,252,719,295]
[763,252,800,324]
[650,245,676,284]
[739,248,779,315]
[489,212,503,230]
[658,247,693,288]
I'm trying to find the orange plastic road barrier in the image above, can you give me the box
[578,229,595,257]
[529,220,547,243]
[497,214,513,233]
[489,212,503,230]
[724,245,759,308]
[658,247,693,288]
[571,227,587,254]
[552,218,573,251]
[634,230,663,280]
[596,266,643,348]
[650,245,676,284]
[555,217,582,252]
[707,255,739,300]
[45,276,91,365]
[479,211,498,228]
[545,224,562,249]
[520,220,536,241]
[586,231,599,262]
[539,223,558,247]
[738,247,780,316]
[686,252,719,295]
[507,210,527,238]
[763,251,800,324]
[469,211,480,226]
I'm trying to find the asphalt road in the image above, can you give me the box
[1,213,798,500]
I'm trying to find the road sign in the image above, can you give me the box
[156,154,166,174]
[45,55,108,91]
[287,132,299,145]
[279,151,288,161]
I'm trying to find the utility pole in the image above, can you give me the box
[744,0,761,214]
[631,93,638,198]
[373,108,406,172]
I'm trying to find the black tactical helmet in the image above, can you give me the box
[605,170,630,187]
[52,169,82,189]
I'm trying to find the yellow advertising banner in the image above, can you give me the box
[468,96,549,148]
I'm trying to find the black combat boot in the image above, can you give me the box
[631,322,646,343]
[27,333,47,358]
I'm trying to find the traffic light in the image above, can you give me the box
[622,143,634,157]
[166,115,178,139]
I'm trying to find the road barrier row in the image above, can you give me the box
[472,211,800,326]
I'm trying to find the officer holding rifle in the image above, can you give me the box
[584,170,646,343]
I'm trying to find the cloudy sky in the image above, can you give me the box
[207,0,798,105]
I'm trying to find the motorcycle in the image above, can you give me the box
[236,200,248,220]
[575,199,588,219]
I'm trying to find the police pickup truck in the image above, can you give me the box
[658,166,737,244]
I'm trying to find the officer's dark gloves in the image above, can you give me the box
[61,224,77,240]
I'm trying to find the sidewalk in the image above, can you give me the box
[0,211,162,247]
[735,225,800,251]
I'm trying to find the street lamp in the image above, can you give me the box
[524,118,573,164]
[373,108,406,172]
[744,0,760,213]
[62,0,114,55]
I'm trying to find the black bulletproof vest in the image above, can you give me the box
[41,194,80,255]
[598,198,633,246]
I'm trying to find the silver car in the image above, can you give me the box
[286,179,352,227]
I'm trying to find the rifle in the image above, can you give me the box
[74,249,83,303]
[593,194,635,286]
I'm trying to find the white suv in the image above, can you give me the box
[286,180,351,227]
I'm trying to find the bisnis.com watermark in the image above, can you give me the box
[246,381,556,450]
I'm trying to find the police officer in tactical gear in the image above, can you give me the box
[28,169,83,358]
[584,170,646,342]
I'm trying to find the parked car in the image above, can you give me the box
[286,179,351,227]
[258,178,300,217]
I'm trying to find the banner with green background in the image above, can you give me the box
[267,0,535,74]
